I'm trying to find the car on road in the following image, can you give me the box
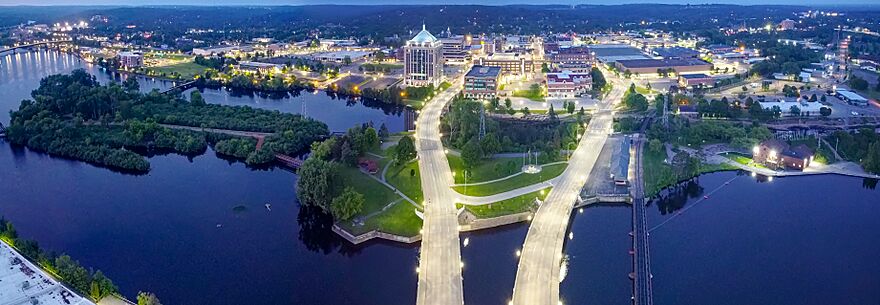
[851,111,861,116]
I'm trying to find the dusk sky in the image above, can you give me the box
[0,0,878,6]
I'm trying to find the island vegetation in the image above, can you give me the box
[5,69,328,172]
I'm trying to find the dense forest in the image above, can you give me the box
[5,69,328,172]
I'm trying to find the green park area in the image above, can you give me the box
[447,155,524,184]
[143,61,210,80]
[460,189,550,219]
[385,160,423,203]
[452,163,565,196]
[512,83,545,101]
[643,144,737,197]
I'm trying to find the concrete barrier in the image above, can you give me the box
[332,224,422,245]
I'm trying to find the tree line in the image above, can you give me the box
[1,218,161,304]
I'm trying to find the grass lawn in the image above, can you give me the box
[644,147,738,197]
[339,166,400,214]
[385,161,423,203]
[447,155,524,184]
[335,165,423,237]
[643,147,678,198]
[452,163,566,196]
[403,99,427,110]
[359,201,423,237]
[635,86,654,95]
[512,90,545,102]
[461,189,549,218]
[145,61,210,79]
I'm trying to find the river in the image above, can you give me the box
[1,50,879,305]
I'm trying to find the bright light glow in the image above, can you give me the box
[516,250,521,257]
[568,232,574,240]
[752,146,760,155]
[416,267,420,273]
[769,150,777,158]
[463,237,470,247]
[768,176,774,182]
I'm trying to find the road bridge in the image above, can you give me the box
[415,80,465,305]
[510,73,627,305]
[0,39,73,56]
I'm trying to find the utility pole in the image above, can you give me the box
[479,104,486,140]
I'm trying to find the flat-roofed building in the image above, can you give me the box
[678,73,714,88]
[310,50,372,63]
[758,98,827,117]
[477,52,536,77]
[652,47,700,59]
[546,71,592,98]
[836,89,869,106]
[116,51,143,68]
[440,36,469,65]
[404,25,444,87]
[464,65,502,100]
[193,45,252,56]
[615,58,712,75]
[237,61,281,73]
[548,46,594,65]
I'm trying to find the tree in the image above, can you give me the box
[296,158,338,212]
[590,67,606,91]
[190,91,206,106]
[330,187,364,221]
[789,105,801,116]
[394,135,417,165]
[548,104,558,120]
[137,292,163,305]
[343,56,352,65]
[378,123,390,138]
[671,151,699,180]
[649,139,663,153]
[848,75,869,91]
[820,107,832,117]
[123,77,140,92]
[521,107,530,116]
[363,127,379,150]
[55,255,91,293]
[566,101,575,114]
[504,98,512,110]
[820,95,827,102]
[460,137,483,169]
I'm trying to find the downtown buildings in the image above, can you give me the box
[404,25,444,87]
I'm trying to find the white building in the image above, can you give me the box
[404,25,444,87]
[117,51,143,68]
[758,98,826,117]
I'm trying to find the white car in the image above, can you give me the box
[851,111,860,116]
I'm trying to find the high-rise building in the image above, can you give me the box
[404,25,444,87]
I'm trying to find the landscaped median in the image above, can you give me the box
[451,162,566,197]
[458,189,550,219]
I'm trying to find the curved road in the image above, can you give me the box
[415,80,465,305]
[511,73,628,305]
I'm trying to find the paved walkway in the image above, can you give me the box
[451,161,567,187]
[457,177,559,205]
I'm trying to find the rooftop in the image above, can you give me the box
[409,25,439,44]
[617,58,711,69]
[652,47,700,59]
[680,73,711,79]
[466,65,502,78]
[0,243,96,305]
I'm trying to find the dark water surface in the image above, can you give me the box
[2,50,879,305]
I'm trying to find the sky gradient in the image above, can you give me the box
[1,0,878,6]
